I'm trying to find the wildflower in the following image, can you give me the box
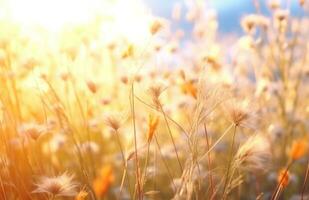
[203,53,221,70]
[120,75,129,84]
[224,99,255,128]
[150,18,164,35]
[134,74,142,82]
[180,80,197,99]
[104,114,122,132]
[299,0,305,6]
[147,114,159,143]
[107,42,116,50]
[18,123,46,140]
[268,0,280,10]
[100,98,111,106]
[121,44,134,58]
[153,42,163,52]
[235,135,271,171]
[33,173,78,197]
[274,9,289,32]
[274,9,289,22]
[86,80,98,94]
[241,14,258,34]
[277,169,289,188]
[288,138,308,160]
[241,14,270,33]
[93,165,114,198]
[148,82,166,108]
[22,57,38,70]
[60,72,70,81]
[179,69,186,80]
[75,190,88,200]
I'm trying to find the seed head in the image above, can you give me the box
[268,0,280,10]
[33,172,78,197]
[104,114,122,132]
[122,44,134,59]
[241,14,258,33]
[235,135,271,171]
[148,83,166,108]
[150,18,164,35]
[274,9,289,32]
[18,123,46,140]
[86,80,99,94]
[147,114,159,143]
[75,190,88,200]
[180,80,197,99]
[224,99,255,128]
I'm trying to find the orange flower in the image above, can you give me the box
[86,80,98,94]
[150,19,163,35]
[147,114,159,143]
[180,81,197,99]
[277,169,289,188]
[93,165,114,198]
[121,44,134,58]
[299,0,305,6]
[288,138,308,160]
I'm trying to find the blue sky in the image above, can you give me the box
[144,0,304,33]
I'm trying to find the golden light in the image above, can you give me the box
[0,0,152,43]
[0,0,153,89]
[1,0,96,31]
[99,0,152,44]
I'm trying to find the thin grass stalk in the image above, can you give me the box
[114,130,133,199]
[222,125,237,199]
[130,83,142,200]
[271,161,293,200]
[198,124,233,162]
[141,142,151,197]
[154,136,176,190]
[159,103,183,172]
[203,123,214,198]
[134,95,189,139]
[301,159,309,200]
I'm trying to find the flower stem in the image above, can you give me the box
[222,125,237,199]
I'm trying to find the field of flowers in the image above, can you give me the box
[0,0,308,199]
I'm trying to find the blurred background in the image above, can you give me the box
[146,0,304,33]
[0,0,305,34]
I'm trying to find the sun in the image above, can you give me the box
[1,0,97,31]
[0,0,152,40]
